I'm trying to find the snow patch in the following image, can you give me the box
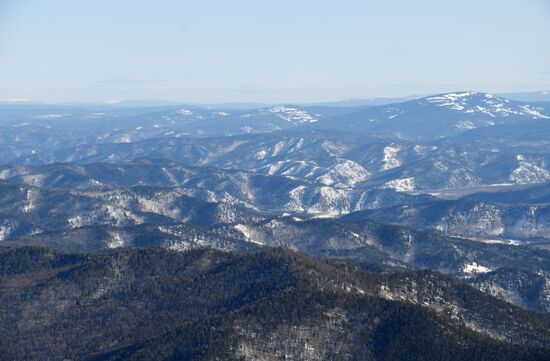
[382,145,401,170]
[106,232,126,249]
[455,120,476,131]
[177,108,194,116]
[268,106,318,124]
[115,135,131,143]
[234,224,264,245]
[383,177,415,192]
[22,189,38,213]
[463,262,491,275]
[519,105,550,119]
[510,158,550,184]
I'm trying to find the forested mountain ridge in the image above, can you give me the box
[1,246,549,360]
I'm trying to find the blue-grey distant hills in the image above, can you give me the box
[309,91,549,140]
[2,90,550,329]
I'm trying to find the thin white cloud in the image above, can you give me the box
[0,98,32,103]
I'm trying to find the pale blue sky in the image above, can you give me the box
[1,0,549,103]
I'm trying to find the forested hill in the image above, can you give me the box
[1,246,549,360]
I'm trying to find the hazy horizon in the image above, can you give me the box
[1,0,549,103]
[2,89,550,107]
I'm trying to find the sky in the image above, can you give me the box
[0,0,549,104]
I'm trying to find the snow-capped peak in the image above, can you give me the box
[425,92,507,112]
[267,106,318,124]
[424,91,549,119]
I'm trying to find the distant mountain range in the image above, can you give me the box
[497,91,550,103]
[1,91,550,359]
[1,156,550,314]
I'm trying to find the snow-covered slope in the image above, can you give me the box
[423,92,549,119]
[311,92,550,140]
